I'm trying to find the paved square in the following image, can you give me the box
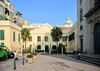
[8,55,100,71]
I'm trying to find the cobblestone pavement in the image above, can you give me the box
[8,54,100,71]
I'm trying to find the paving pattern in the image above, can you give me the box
[8,54,100,71]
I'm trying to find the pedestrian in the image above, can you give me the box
[14,50,18,60]
[77,49,81,61]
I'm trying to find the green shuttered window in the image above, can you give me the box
[18,34,20,42]
[0,30,4,40]
[1,43,4,45]
[13,32,15,41]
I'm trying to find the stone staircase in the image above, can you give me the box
[70,54,100,66]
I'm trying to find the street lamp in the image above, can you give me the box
[33,43,35,53]
[49,43,51,55]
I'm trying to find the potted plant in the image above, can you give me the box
[27,54,33,64]
[32,53,37,60]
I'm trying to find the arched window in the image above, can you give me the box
[80,8,83,22]
[37,45,41,49]
[52,45,56,49]
[80,25,83,30]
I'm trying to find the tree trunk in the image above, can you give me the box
[56,41,59,54]
[25,40,26,51]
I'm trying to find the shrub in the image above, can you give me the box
[32,53,37,55]
[35,50,44,52]
[27,54,33,58]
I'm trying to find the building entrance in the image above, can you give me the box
[79,35,83,52]
[80,39,83,51]
[94,23,100,54]
[45,45,49,53]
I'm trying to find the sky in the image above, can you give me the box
[9,0,77,26]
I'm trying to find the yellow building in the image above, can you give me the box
[0,20,78,53]
[22,18,78,53]
[55,18,78,53]
[22,22,57,53]
[0,21,22,52]
[68,22,78,52]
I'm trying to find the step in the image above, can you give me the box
[70,55,100,66]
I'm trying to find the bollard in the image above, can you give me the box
[13,60,16,70]
[22,58,24,65]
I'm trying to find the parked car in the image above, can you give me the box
[0,45,8,61]
[8,51,15,58]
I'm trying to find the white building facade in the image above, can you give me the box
[77,0,100,54]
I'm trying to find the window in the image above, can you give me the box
[0,42,4,45]
[80,0,82,5]
[0,0,4,3]
[69,32,75,41]
[30,45,32,50]
[0,30,4,40]
[23,45,24,48]
[80,25,83,30]
[37,45,41,49]
[18,34,20,42]
[80,8,83,22]
[13,31,15,41]
[62,36,67,42]
[0,42,4,50]
[45,36,48,41]
[52,45,56,49]
[29,36,32,41]
[37,36,41,41]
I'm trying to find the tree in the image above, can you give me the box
[20,28,30,50]
[51,27,63,52]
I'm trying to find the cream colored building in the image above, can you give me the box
[22,18,77,53]
[0,21,22,52]
[68,22,78,52]
[22,22,57,52]
[0,0,23,52]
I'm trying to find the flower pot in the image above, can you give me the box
[28,58,33,64]
[33,55,37,60]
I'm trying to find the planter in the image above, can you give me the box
[33,55,37,60]
[28,58,33,64]
[27,54,33,64]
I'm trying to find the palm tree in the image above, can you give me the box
[51,27,63,53]
[20,28,30,51]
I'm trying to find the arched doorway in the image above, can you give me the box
[94,23,100,54]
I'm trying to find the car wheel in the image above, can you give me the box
[2,56,6,61]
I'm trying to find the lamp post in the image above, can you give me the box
[62,46,63,55]
[49,43,51,55]
[33,43,35,53]
[42,43,45,53]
